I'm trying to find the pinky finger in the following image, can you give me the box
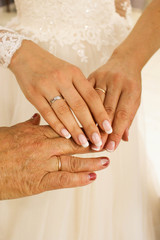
[34,96,71,139]
[40,171,97,192]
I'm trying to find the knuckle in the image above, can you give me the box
[39,78,50,90]
[73,99,86,111]
[69,157,81,172]
[51,69,62,79]
[71,66,81,75]
[86,88,98,101]
[58,173,70,188]
[69,139,82,152]
[112,72,123,84]
[105,106,115,116]
[55,102,68,115]
[42,108,53,119]
[84,123,96,135]
[116,109,128,121]
[112,132,122,141]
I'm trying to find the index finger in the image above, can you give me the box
[43,137,92,157]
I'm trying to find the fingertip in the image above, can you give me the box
[100,157,110,167]
[31,113,41,125]
[105,140,116,152]
[102,120,113,134]
[88,172,97,181]
[61,128,72,139]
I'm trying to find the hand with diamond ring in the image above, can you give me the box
[9,40,112,149]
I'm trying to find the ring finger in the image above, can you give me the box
[47,91,90,147]
[61,86,103,147]
[104,84,121,123]
[46,155,110,172]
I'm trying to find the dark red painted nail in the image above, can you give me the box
[32,113,39,119]
[101,158,109,166]
[89,173,97,181]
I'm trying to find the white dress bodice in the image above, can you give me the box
[9,0,131,60]
[0,0,132,67]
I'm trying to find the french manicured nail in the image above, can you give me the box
[88,173,97,181]
[101,158,109,166]
[61,129,71,139]
[32,113,38,119]
[91,146,101,151]
[102,120,112,134]
[78,134,89,148]
[106,141,115,152]
[92,133,102,147]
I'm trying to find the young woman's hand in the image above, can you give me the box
[88,49,142,152]
[9,40,112,148]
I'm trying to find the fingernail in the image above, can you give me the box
[78,134,89,148]
[88,173,97,181]
[101,158,109,166]
[92,133,102,147]
[61,129,71,139]
[31,113,38,119]
[106,141,115,152]
[91,146,101,151]
[102,120,112,134]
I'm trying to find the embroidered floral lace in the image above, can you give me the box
[0,0,132,67]
[0,27,28,67]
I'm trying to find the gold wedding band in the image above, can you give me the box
[57,156,62,171]
[95,87,106,94]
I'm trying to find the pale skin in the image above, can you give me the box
[0,113,109,200]
[89,0,160,151]
[1,0,159,153]
[9,41,112,149]
[7,1,130,150]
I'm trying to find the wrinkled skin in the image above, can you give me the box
[0,114,109,200]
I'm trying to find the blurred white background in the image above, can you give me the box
[0,0,160,189]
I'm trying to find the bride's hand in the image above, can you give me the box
[88,48,141,152]
[9,40,112,148]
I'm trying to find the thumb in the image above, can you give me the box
[25,113,41,126]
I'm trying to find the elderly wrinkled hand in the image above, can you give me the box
[0,114,109,200]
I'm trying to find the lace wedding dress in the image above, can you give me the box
[0,1,159,239]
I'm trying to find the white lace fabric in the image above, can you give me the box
[0,0,132,67]
[0,27,28,67]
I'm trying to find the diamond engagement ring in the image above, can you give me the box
[50,95,63,105]
[95,88,106,94]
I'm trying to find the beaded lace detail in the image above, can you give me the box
[0,27,28,67]
[1,0,132,66]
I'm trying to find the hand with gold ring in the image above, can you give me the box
[9,40,112,149]
[0,113,110,200]
[88,49,141,152]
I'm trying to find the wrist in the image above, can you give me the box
[112,43,145,72]
[9,40,35,74]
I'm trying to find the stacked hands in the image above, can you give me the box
[10,40,141,152]
[0,40,141,200]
